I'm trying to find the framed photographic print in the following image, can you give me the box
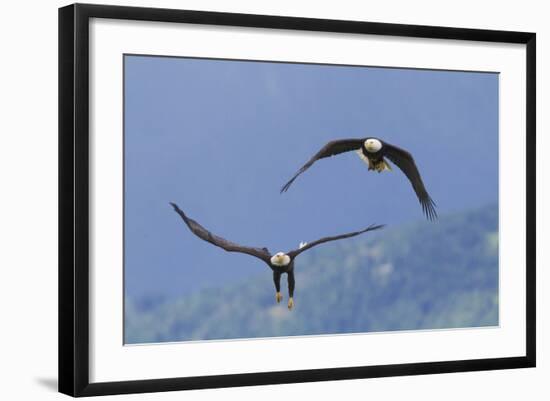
[58,3,536,397]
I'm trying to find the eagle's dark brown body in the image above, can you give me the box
[270,261,296,304]
[360,145,384,171]
[269,260,295,274]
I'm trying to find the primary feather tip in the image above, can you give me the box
[367,224,385,232]
[169,202,185,216]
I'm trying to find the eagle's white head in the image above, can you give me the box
[271,252,291,266]
[364,138,382,153]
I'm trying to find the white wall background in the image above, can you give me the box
[0,0,546,399]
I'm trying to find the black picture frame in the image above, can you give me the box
[59,3,536,397]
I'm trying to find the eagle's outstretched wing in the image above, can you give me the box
[280,138,364,193]
[383,143,437,221]
[170,203,272,263]
[287,224,384,259]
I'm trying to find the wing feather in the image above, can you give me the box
[280,138,364,193]
[170,203,271,263]
[383,143,437,220]
[287,224,384,259]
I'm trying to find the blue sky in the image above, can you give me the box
[124,55,498,299]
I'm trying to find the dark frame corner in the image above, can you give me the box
[59,3,536,397]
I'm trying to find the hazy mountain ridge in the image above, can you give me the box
[125,204,498,344]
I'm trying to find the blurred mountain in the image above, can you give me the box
[125,204,498,344]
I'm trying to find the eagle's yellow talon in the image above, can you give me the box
[287,298,294,310]
[276,292,283,303]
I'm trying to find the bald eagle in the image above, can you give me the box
[170,202,383,310]
[281,138,437,220]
